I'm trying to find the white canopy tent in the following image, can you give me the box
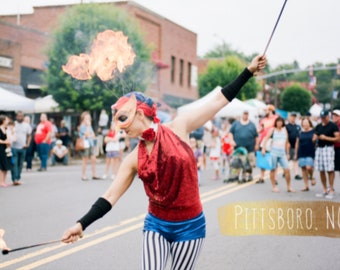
[0,86,35,112]
[177,86,259,124]
[33,95,59,113]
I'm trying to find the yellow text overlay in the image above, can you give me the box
[218,200,340,238]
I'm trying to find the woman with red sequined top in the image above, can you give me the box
[62,55,266,269]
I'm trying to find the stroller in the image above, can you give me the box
[224,147,252,184]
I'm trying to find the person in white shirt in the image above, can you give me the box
[51,140,69,165]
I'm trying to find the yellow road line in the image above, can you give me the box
[1,174,270,269]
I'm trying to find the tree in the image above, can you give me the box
[198,56,260,100]
[43,3,152,113]
[280,84,312,114]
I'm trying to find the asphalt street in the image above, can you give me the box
[1,158,340,270]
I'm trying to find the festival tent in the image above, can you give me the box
[32,95,59,113]
[177,86,259,124]
[245,98,267,116]
[0,87,35,112]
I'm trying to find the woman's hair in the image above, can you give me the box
[80,111,91,123]
[0,115,7,125]
[300,117,313,128]
[274,116,285,127]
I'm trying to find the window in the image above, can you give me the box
[171,56,176,83]
[187,62,192,88]
[179,59,184,86]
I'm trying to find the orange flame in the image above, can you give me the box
[62,30,136,81]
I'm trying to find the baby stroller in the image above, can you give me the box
[224,147,252,184]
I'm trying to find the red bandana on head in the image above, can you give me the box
[111,93,160,140]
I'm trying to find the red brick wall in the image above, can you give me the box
[0,1,198,104]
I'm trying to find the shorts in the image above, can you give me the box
[289,148,297,161]
[80,146,95,157]
[248,152,256,167]
[271,154,289,170]
[314,146,334,172]
[106,151,120,158]
[298,157,314,167]
[335,148,340,171]
[143,212,206,243]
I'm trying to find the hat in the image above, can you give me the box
[320,109,330,118]
[56,139,63,145]
[332,109,340,116]
[266,104,275,112]
[305,111,311,116]
[290,112,297,116]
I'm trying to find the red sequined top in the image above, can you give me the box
[138,125,202,221]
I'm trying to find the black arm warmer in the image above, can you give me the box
[221,68,253,101]
[77,197,112,231]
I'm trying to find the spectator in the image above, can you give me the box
[256,104,278,183]
[49,118,58,150]
[98,109,109,129]
[261,117,295,193]
[24,115,36,172]
[102,123,121,180]
[209,127,221,180]
[57,120,70,147]
[296,117,316,191]
[78,111,100,181]
[34,113,52,172]
[51,139,69,166]
[229,110,259,182]
[286,112,302,180]
[189,136,204,185]
[313,109,340,199]
[0,115,11,187]
[332,109,340,180]
[11,111,32,185]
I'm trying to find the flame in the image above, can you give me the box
[62,30,136,81]
[0,229,10,251]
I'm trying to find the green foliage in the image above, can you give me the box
[198,56,260,100]
[43,3,152,113]
[280,84,312,114]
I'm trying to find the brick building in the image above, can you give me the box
[0,1,198,108]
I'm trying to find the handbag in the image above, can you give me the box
[256,151,273,170]
[75,137,85,151]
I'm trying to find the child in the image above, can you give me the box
[102,123,121,180]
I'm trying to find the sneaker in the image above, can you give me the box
[325,193,334,200]
[316,192,328,198]
[102,174,107,180]
[295,175,302,180]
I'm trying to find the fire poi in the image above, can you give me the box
[62,30,136,81]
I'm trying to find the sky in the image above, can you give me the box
[1,0,340,68]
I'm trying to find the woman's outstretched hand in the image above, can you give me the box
[247,55,267,74]
[62,223,83,244]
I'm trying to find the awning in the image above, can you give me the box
[0,86,35,112]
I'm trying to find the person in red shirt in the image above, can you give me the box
[34,113,52,171]
[255,105,278,183]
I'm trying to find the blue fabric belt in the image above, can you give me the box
[143,212,206,243]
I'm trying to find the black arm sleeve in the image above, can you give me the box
[221,68,253,102]
[77,197,112,231]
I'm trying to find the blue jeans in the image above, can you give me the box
[11,148,26,182]
[36,143,50,169]
[51,154,68,165]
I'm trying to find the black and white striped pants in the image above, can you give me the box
[142,230,205,270]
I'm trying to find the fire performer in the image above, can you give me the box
[62,55,266,269]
